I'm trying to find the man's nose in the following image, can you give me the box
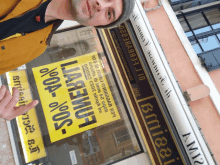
[95,0,110,12]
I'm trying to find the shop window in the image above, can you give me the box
[3,26,144,165]
[113,129,131,145]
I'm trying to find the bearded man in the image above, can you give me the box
[0,0,135,120]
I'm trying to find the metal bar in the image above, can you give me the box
[188,27,220,41]
[181,12,204,51]
[201,11,220,43]
[170,0,195,6]
[175,1,220,17]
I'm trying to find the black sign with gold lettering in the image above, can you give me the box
[109,23,185,165]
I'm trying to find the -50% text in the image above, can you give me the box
[49,101,73,135]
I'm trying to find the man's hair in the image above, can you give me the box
[96,0,135,29]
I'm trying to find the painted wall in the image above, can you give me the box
[1,1,220,164]
[143,0,220,163]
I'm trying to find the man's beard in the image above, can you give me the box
[68,0,87,25]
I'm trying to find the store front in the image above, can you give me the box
[0,1,215,165]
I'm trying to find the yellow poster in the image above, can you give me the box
[7,70,46,163]
[32,52,120,142]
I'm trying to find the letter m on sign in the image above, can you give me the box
[187,141,198,154]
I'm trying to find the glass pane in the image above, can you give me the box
[185,31,193,37]
[194,26,211,35]
[204,8,220,26]
[200,35,220,51]
[217,34,220,40]
[212,23,220,29]
[191,43,202,54]
[4,26,143,165]
[186,13,208,31]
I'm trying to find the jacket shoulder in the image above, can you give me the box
[0,0,20,19]
[0,0,46,22]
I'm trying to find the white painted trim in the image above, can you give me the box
[130,1,215,164]
[113,153,152,165]
[163,0,220,115]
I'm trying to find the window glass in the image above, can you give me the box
[186,13,208,31]
[191,43,202,54]
[217,34,220,39]
[212,23,220,29]
[200,35,220,51]
[194,26,211,35]
[204,8,220,26]
[4,26,143,165]
[185,31,193,37]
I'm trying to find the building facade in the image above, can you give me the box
[0,0,220,164]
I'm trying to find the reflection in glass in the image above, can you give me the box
[185,31,192,37]
[212,23,220,29]
[200,35,220,51]
[194,26,211,35]
[190,42,202,54]
[17,26,144,165]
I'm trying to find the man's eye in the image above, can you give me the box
[108,11,111,19]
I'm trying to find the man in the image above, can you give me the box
[0,0,135,120]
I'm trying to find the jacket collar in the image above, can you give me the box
[46,19,63,46]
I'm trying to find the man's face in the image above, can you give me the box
[69,0,123,26]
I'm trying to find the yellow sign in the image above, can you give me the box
[32,52,120,142]
[7,70,46,163]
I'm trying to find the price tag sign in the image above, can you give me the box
[32,52,120,142]
[6,70,46,163]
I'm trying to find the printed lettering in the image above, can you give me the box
[194,158,204,164]
[72,96,91,110]
[78,115,97,128]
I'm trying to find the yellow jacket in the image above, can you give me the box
[0,0,62,75]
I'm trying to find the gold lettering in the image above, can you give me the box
[160,147,172,159]
[139,76,146,81]
[119,25,125,30]
[135,67,142,72]
[130,53,136,58]
[141,103,153,113]
[126,44,133,50]
[131,57,138,61]
[134,61,139,65]
[155,137,167,148]
[128,49,135,54]
[164,159,176,165]
[145,114,161,131]
[152,130,163,137]
[123,37,130,42]
[122,33,128,37]
[124,41,131,45]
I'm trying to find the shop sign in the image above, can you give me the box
[7,70,47,163]
[32,52,120,142]
[109,24,184,165]
[127,1,211,164]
